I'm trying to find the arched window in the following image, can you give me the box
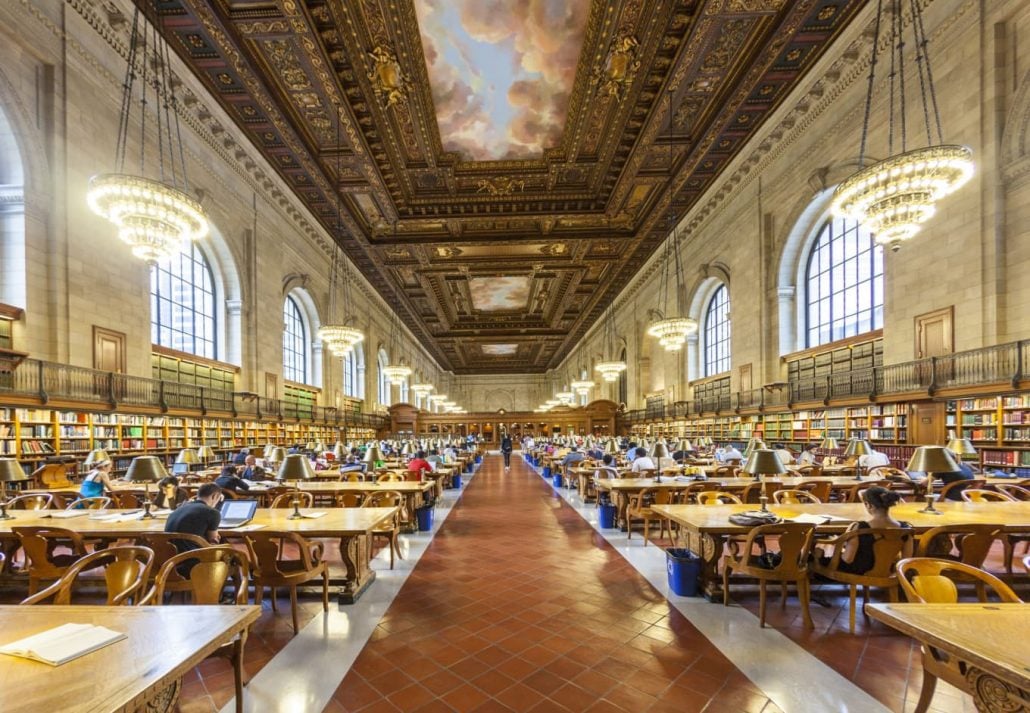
[399,379,409,404]
[703,285,731,376]
[282,296,307,383]
[151,242,216,359]
[804,217,883,347]
[377,348,390,405]
[342,343,365,398]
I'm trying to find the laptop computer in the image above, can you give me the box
[218,500,258,528]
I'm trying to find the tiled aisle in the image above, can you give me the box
[331,455,781,713]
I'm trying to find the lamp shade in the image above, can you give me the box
[305,442,316,451]
[741,449,788,477]
[605,439,619,455]
[196,445,216,461]
[677,439,694,453]
[124,456,167,483]
[946,438,977,456]
[313,442,326,454]
[175,448,200,465]
[263,443,276,458]
[0,458,28,483]
[84,449,111,466]
[363,446,384,464]
[743,438,767,458]
[332,442,346,460]
[267,447,287,464]
[844,439,873,457]
[819,437,839,450]
[278,454,316,481]
[650,442,670,459]
[906,446,960,473]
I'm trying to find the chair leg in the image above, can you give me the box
[270,586,278,612]
[758,580,767,628]
[254,585,264,606]
[232,637,245,713]
[643,518,650,546]
[722,562,731,607]
[799,577,813,629]
[780,581,788,607]
[322,569,329,612]
[848,584,857,633]
[1003,538,1014,575]
[913,660,938,713]
[290,586,299,633]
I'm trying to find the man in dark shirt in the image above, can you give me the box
[164,483,223,551]
[215,465,251,493]
[240,455,266,481]
[232,448,249,465]
[938,460,976,500]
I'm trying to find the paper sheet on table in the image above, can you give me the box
[301,511,327,519]
[789,513,854,524]
[0,623,125,666]
[48,511,88,519]
[223,524,265,532]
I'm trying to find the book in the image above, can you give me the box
[0,623,125,665]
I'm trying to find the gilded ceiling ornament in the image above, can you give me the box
[367,46,409,107]
[593,33,641,101]
[475,177,526,196]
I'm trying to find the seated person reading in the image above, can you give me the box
[153,476,188,510]
[819,487,912,574]
[214,465,251,494]
[164,483,223,552]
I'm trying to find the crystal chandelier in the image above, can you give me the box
[571,379,595,397]
[595,303,626,382]
[646,90,696,352]
[411,383,434,397]
[87,3,208,263]
[830,0,973,251]
[382,364,412,386]
[319,104,366,354]
[555,389,576,405]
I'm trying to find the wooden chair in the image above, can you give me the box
[21,546,154,606]
[960,488,1013,502]
[145,546,252,713]
[722,522,816,628]
[12,526,89,595]
[698,491,741,505]
[109,490,145,509]
[773,489,821,504]
[713,465,740,478]
[344,472,363,483]
[937,478,985,502]
[376,472,402,483]
[993,483,1030,501]
[810,527,913,632]
[633,469,656,480]
[841,479,892,503]
[740,480,783,504]
[626,488,676,545]
[916,523,1007,594]
[65,496,112,510]
[362,490,403,569]
[680,481,715,504]
[269,491,314,509]
[895,557,1022,713]
[244,531,329,633]
[134,532,210,597]
[336,492,364,507]
[797,480,831,502]
[795,464,823,478]
[6,493,54,511]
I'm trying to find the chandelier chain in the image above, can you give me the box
[858,0,885,165]
[910,0,944,143]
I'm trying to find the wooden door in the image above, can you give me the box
[915,306,953,358]
[265,372,278,399]
[909,401,946,446]
[92,326,125,373]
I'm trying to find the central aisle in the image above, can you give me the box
[331,454,781,712]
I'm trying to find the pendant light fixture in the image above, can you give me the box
[382,313,412,386]
[595,303,627,382]
[319,103,365,355]
[830,0,973,251]
[87,1,208,263]
[646,90,696,352]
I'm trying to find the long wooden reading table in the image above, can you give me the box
[0,604,260,713]
[651,501,1030,599]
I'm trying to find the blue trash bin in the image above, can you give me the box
[475,455,482,464]
[542,465,551,478]
[552,474,563,488]
[416,506,435,532]
[599,503,617,529]
[666,548,701,597]
[452,474,462,489]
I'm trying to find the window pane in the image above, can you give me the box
[150,242,217,360]
[703,285,731,377]
[282,296,308,383]
[804,218,883,347]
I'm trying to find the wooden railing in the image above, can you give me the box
[0,358,388,429]
[620,339,1030,425]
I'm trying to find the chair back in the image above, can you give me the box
[13,526,87,581]
[739,523,815,577]
[66,496,112,510]
[773,489,820,504]
[135,532,211,588]
[961,488,1013,502]
[346,472,363,483]
[244,531,317,577]
[337,492,363,507]
[150,545,250,605]
[938,478,986,501]
[681,482,714,503]
[740,480,782,504]
[635,469,656,480]
[110,491,144,509]
[896,557,1022,604]
[916,523,1005,568]
[21,546,154,606]
[220,488,240,500]
[796,465,823,478]
[403,470,423,482]
[868,466,910,480]
[270,491,314,508]
[698,491,741,505]
[7,493,54,510]
[844,479,892,503]
[376,472,402,483]
[714,466,739,478]
[824,527,912,585]
[994,484,1030,501]
[362,490,402,508]
[795,480,831,502]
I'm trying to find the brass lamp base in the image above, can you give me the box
[0,505,12,520]
[918,493,942,515]
[287,500,303,520]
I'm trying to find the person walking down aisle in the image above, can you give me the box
[500,434,513,470]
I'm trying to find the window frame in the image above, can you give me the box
[150,241,218,360]
[702,284,731,377]
[282,295,308,384]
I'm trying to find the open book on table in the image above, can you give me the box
[0,622,125,666]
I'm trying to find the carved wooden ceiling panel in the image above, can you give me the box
[146,0,863,373]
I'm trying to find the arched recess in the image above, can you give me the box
[342,341,365,399]
[1001,67,1030,179]
[482,389,515,412]
[376,346,390,407]
[197,219,243,365]
[283,286,322,387]
[686,264,731,383]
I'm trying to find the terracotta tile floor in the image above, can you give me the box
[330,456,782,713]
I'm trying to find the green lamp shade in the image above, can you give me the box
[124,455,167,483]
[677,439,694,453]
[278,454,316,481]
[741,449,788,477]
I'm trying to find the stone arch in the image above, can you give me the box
[482,389,515,412]
[1002,68,1030,184]
[283,285,322,387]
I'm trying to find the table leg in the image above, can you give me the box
[337,532,376,604]
[681,530,725,601]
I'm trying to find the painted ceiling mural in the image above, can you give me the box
[413,0,590,160]
[468,277,532,311]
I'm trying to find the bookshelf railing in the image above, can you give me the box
[0,358,388,430]
[620,339,1030,425]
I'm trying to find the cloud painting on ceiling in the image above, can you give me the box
[467,276,531,311]
[482,344,518,356]
[414,0,589,160]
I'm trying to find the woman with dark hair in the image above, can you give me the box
[153,476,188,510]
[829,486,913,574]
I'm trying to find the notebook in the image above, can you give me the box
[218,499,258,528]
[0,623,125,666]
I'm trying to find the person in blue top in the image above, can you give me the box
[79,459,115,498]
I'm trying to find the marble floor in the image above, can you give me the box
[167,454,992,712]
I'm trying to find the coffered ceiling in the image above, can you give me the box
[146,0,863,373]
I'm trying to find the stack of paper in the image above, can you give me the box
[789,513,855,524]
[302,511,327,519]
[0,623,125,666]
[48,511,88,519]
